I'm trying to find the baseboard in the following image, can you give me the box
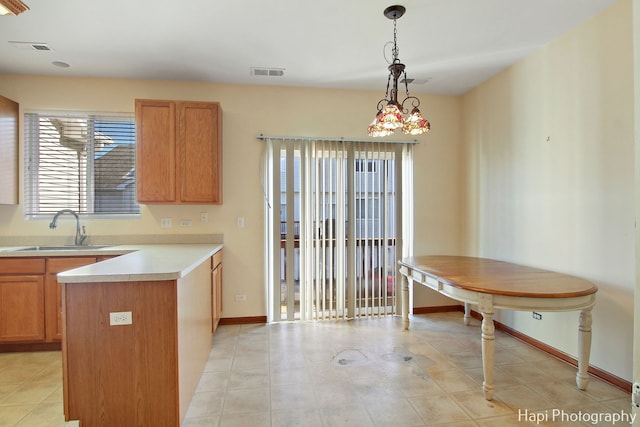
[415,305,631,394]
[219,316,267,325]
[413,305,465,315]
[0,341,62,353]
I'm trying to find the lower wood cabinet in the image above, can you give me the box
[0,258,46,343]
[45,257,97,342]
[0,275,45,342]
[0,256,101,346]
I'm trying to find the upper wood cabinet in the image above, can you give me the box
[135,99,223,204]
[0,95,19,205]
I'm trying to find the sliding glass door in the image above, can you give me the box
[264,137,414,322]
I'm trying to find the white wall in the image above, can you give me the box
[462,0,634,380]
[0,76,462,319]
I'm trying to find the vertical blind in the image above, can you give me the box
[24,112,139,217]
[263,136,415,322]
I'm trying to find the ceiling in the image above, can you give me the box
[0,0,618,96]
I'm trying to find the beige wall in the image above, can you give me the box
[0,76,462,318]
[462,0,634,380]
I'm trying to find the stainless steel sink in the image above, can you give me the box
[13,245,111,251]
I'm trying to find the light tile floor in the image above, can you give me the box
[0,313,632,426]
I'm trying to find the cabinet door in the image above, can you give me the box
[135,99,177,203]
[0,275,45,342]
[45,257,97,342]
[178,102,222,203]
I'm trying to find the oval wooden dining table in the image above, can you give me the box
[398,255,598,401]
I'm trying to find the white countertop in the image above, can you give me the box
[0,244,223,283]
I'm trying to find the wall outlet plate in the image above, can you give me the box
[110,311,132,326]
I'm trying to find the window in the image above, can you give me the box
[24,112,139,218]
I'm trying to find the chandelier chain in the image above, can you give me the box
[392,18,399,62]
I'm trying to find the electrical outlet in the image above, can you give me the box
[160,218,172,228]
[235,294,247,302]
[200,212,208,223]
[180,219,192,227]
[632,383,640,407]
[237,216,245,228]
[110,311,132,326]
[532,312,542,320]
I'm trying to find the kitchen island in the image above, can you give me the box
[56,244,222,427]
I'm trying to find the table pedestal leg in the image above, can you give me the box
[478,294,495,400]
[576,308,593,390]
[464,303,471,325]
[402,275,410,331]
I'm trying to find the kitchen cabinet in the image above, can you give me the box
[0,258,46,342]
[0,256,102,347]
[212,250,223,333]
[45,257,97,342]
[62,256,213,426]
[135,99,222,204]
[0,94,19,205]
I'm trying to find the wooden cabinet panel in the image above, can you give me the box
[0,258,46,274]
[135,99,222,205]
[179,102,222,203]
[0,275,45,342]
[135,100,176,203]
[45,257,97,342]
[211,250,223,333]
[63,280,179,426]
[0,94,18,205]
[0,258,46,343]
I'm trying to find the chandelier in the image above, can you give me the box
[368,5,430,137]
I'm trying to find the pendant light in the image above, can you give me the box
[368,5,430,137]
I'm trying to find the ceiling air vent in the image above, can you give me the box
[9,41,53,51]
[251,67,285,77]
[32,43,51,51]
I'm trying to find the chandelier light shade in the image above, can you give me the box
[368,5,430,137]
[0,0,29,15]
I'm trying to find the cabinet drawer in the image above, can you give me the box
[0,258,45,274]
[47,257,97,273]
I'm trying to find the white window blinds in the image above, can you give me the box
[263,136,414,322]
[24,112,139,217]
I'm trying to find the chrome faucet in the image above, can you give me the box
[49,209,87,246]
